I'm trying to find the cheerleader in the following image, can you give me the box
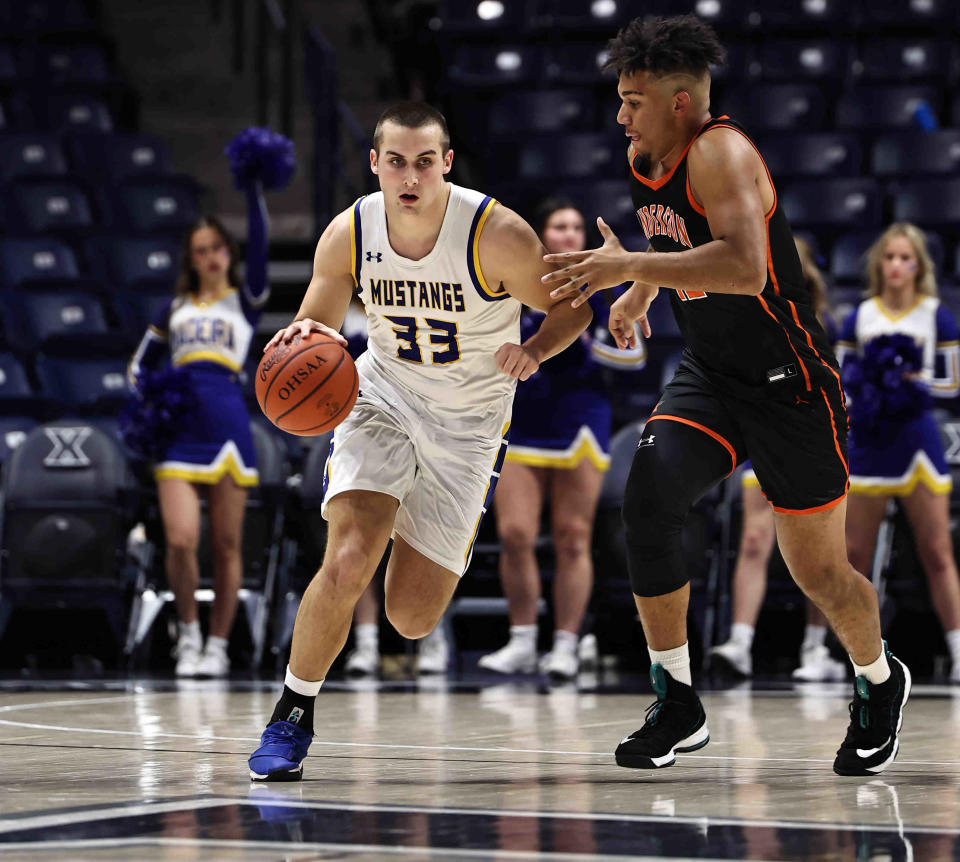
[479,199,646,679]
[837,222,960,682]
[128,185,269,678]
[709,238,847,680]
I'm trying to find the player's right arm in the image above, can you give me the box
[263,208,356,350]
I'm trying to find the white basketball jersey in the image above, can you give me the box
[349,184,521,414]
[167,288,255,372]
[853,296,943,377]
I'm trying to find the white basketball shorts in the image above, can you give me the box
[321,352,512,576]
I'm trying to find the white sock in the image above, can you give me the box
[355,623,378,650]
[730,623,754,649]
[510,624,537,649]
[852,648,891,685]
[178,620,201,645]
[649,642,692,686]
[945,629,960,665]
[206,635,228,655]
[285,665,323,697]
[553,630,579,655]
[802,625,828,651]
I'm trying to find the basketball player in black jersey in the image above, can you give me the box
[542,15,909,777]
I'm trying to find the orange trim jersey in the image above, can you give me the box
[630,116,839,401]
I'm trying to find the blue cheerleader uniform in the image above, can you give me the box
[837,296,960,496]
[127,188,269,487]
[505,290,646,471]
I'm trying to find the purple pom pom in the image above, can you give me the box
[119,368,197,461]
[224,126,296,190]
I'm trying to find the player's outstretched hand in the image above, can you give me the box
[609,282,658,349]
[495,343,539,381]
[264,318,347,351]
[541,217,631,308]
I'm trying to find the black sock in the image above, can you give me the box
[269,685,316,735]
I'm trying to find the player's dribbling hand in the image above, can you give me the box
[495,343,539,381]
[609,282,658,349]
[541,217,631,308]
[264,318,347,351]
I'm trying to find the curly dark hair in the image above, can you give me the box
[603,14,726,78]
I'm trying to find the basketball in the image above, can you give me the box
[255,331,358,436]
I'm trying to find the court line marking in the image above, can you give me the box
[2,715,959,769]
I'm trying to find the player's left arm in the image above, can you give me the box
[479,205,592,381]
[543,129,768,306]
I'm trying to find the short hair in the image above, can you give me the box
[603,14,726,79]
[531,197,582,239]
[373,102,450,154]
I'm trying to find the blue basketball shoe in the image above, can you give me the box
[249,720,313,782]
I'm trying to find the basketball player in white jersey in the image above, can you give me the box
[249,103,593,781]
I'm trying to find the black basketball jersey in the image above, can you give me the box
[629,116,839,401]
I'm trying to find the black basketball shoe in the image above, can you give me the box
[833,643,911,776]
[615,663,710,769]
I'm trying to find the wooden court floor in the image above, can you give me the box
[0,675,958,861]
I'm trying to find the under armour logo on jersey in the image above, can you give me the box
[637,434,656,448]
[366,251,382,263]
[287,707,303,724]
[43,426,92,467]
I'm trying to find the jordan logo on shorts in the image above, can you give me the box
[637,434,656,448]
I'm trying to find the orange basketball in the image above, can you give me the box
[255,331,358,436]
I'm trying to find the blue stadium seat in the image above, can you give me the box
[85,235,179,291]
[543,43,612,85]
[0,132,67,181]
[754,39,849,81]
[0,416,36,471]
[516,132,621,181]
[447,44,538,87]
[0,352,34,401]
[436,0,526,35]
[44,92,114,133]
[489,89,594,136]
[748,0,852,32]
[892,179,960,230]
[2,289,115,352]
[0,0,94,35]
[65,132,173,183]
[758,132,862,179]
[829,286,865,324]
[528,0,628,30]
[781,179,882,231]
[871,131,960,176]
[114,290,172,345]
[835,86,942,130]
[34,42,110,85]
[109,179,198,234]
[860,0,956,29]
[34,354,129,411]
[0,237,80,288]
[633,0,751,31]
[857,39,953,82]
[717,84,827,131]
[561,179,639,236]
[7,178,96,233]
[830,232,881,285]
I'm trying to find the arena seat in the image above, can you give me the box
[781,178,882,231]
[2,289,116,352]
[528,0,629,31]
[446,44,538,88]
[716,83,827,131]
[748,0,852,33]
[0,132,68,181]
[84,235,179,292]
[516,132,621,181]
[560,178,639,236]
[43,91,114,133]
[758,132,862,179]
[871,131,960,176]
[488,89,594,137]
[435,0,526,36]
[542,42,612,85]
[860,0,957,30]
[34,41,111,85]
[0,352,36,404]
[857,38,953,82]
[126,423,294,668]
[891,178,960,230]
[0,0,94,35]
[0,421,141,653]
[0,237,81,288]
[66,132,174,184]
[0,415,36,475]
[6,178,96,233]
[109,178,199,234]
[835,85,942,130]
[754,39,849,81]
[34,354,129,412]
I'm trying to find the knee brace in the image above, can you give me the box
[621,419,732,597]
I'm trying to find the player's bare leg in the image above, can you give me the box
[383,535,460,639]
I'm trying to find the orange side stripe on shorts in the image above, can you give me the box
[820,385,849,475]
[772,491,846,515]
[646,414,737,476]
[756,294,812,390]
